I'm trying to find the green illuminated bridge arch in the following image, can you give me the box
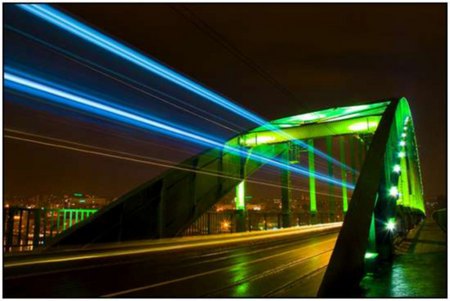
[45,97,425,292]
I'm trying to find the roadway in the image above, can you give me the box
[4,223,341,297]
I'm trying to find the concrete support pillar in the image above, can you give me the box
[308,139,317,224]
[326,137,336,222]
[281,147,292,228]
[339,136,348,214]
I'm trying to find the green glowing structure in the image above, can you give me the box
[308,139,317,214]
[45,96,425,287]
[318,98,425,296]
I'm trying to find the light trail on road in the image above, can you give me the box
[4,223,340,297]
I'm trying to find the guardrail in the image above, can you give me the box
[3,207,97,252]
[182,210,342,236]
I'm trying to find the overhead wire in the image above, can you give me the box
[5,24,335,173]
[170,4,359,173]
[4,69,354,189]
[5,25,245,134]
[5,132,345,200]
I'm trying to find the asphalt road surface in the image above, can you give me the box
[4,223,341,297]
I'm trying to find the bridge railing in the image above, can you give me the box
[3,207,97,252]
[181,210,343,236]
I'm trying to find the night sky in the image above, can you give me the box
[4,4,446,201]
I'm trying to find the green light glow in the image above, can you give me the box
[389,186,399,198]
[308,140,317,213]
[344,104,371,113]
[267,102,389,128]
[393,164,401,173]
[364,252,379,259]
[241,134,276,146]
[235,181,246,210]
[399,141,406,147]
[398,152,406,158]
[401,133,407,138]
[399,153,410,207]
[386,218,396,231]
[348,121,378,132]
[340,137,348,212]
[367,213,377,252]
[293,112,326,121]
[74,193,83,197]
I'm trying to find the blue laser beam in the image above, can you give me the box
[4,68,354,189]
[16,4,356,174]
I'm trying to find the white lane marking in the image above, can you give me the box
[101,237,337,297]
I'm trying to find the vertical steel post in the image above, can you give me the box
[308,139,317,224]
[42,209,47,244]
[63,210,67,231]
[235,181,246,210]
[281,145,292,228]
[33,209,41,248]
[17,209,23,247]
[24,210,31,247]
[350,137,357,185]
[235,152,247,232]
[326,137,335,222]
[340,137,348,213]
[6,208,15,251]
[358,138,364,170]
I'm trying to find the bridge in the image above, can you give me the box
[4,4,444,298]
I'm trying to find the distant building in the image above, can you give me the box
[4,193,109,209]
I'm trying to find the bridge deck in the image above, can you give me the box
[4,224,340,297]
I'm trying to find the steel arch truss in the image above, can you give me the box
[46,97,425,287]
